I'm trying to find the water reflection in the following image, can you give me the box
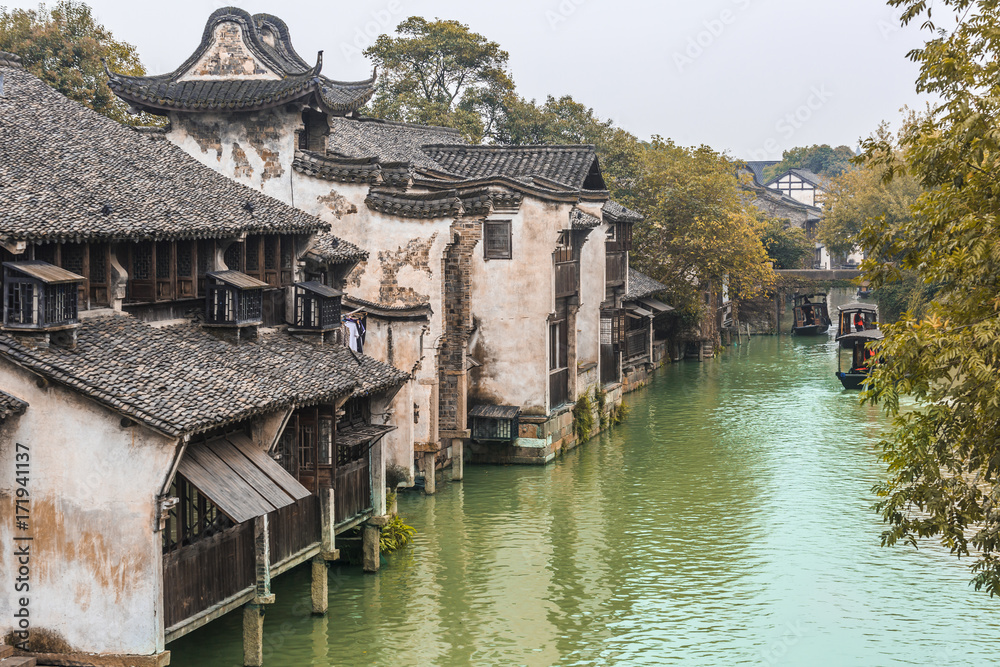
[170,290,996,667]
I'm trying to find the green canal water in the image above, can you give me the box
[170,290,999,666]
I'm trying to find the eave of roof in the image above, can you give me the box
[626,268,669,301]
[107,8,374,116]
[0,389,27,421]
[0,316,408,437]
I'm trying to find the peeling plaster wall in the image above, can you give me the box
[468,199,575,414]
[357,317,424,476]
[167,110,299,204]
[0,359,177,656]
[293,174,450,456]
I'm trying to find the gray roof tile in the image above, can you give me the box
[327,116,466,167]
[108,9,374,115]
[603,200,644,223]
[0,64,331,244]
[0,316,408,436]
[627,268,668,301]
[0,390,27,421]
[304,232,368,264]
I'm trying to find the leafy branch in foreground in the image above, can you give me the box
[861,0,1000,594]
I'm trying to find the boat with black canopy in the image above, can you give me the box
[791,293,832,335]
[836,328,883,389]
[836,302,878,347]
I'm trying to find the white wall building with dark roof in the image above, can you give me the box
[0,51,409,666]
[113,7,646,474]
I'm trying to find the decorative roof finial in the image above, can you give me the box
[311,50,324,76]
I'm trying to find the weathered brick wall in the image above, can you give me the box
[437,220,482,431]
[182,22,274,78]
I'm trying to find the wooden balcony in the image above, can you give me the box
[555,260,579,298]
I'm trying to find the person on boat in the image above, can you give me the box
[854,313,865,332]
[803,305,814,325]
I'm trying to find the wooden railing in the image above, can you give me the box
[555,261,579,298]
[162,522,255,629]
[625,329,649,360]
[335,457,371,525]
[269,495,320,565]
[550,368,570,408]
[606,252,627,287]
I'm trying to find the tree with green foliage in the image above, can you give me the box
[631,138,774,316]
[820,130,921,258]
[0,0,157,125]
[760,217,813,269]
[762,144,856,182]
[363,17,515,143]
[859,0,1000,594]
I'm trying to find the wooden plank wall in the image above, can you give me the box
[335,459,371,524]
[269,495,320,565]
[162,522,255,629]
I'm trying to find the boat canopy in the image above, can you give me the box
[836,329,884,343]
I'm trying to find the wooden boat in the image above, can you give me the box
[791,293,832,335]
[836,303,878,348]
[857,281,873,299]
[836,329,883,389]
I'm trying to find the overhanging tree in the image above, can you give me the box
[631,138,774,317]
[820,125,922,258]
[0,0,158,125]
[860,0,1000,594]
[363,17,515,143]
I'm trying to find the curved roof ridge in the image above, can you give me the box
[108,9,375,116]
[348,116,466,136]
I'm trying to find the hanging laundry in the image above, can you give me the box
[345,318,361,353]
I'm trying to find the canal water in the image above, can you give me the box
[170,290,999,666]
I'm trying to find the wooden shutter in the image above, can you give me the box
[484,221,512,260]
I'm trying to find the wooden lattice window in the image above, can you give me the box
[161,474,234,553]
[484,221,512,260]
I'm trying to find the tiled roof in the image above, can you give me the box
[627,268,668,301]
[743,160,780,185]
[0,64,330,244]
[603,200,644,223]
[293,150,411,187]
[421,145,605,190]
[0,390,27,421]
[108,8,374,116]
[303,232,368,264]
[343,296,432,322]
[365,190,463,219]
[0,51,21,68]
[328,116,466,167]
[570,208,601,229]
[0,316,408,437]
[364,187,523,219]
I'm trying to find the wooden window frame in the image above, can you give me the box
[484,220,512,260]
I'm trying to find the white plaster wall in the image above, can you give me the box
[293,173,452,452]
[469,199,574,415]
[577,221,607,369]
[359,317,427,475]
[168,110,300,205]
[0,360,178,656]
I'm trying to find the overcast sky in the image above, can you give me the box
[7,0,933,158]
